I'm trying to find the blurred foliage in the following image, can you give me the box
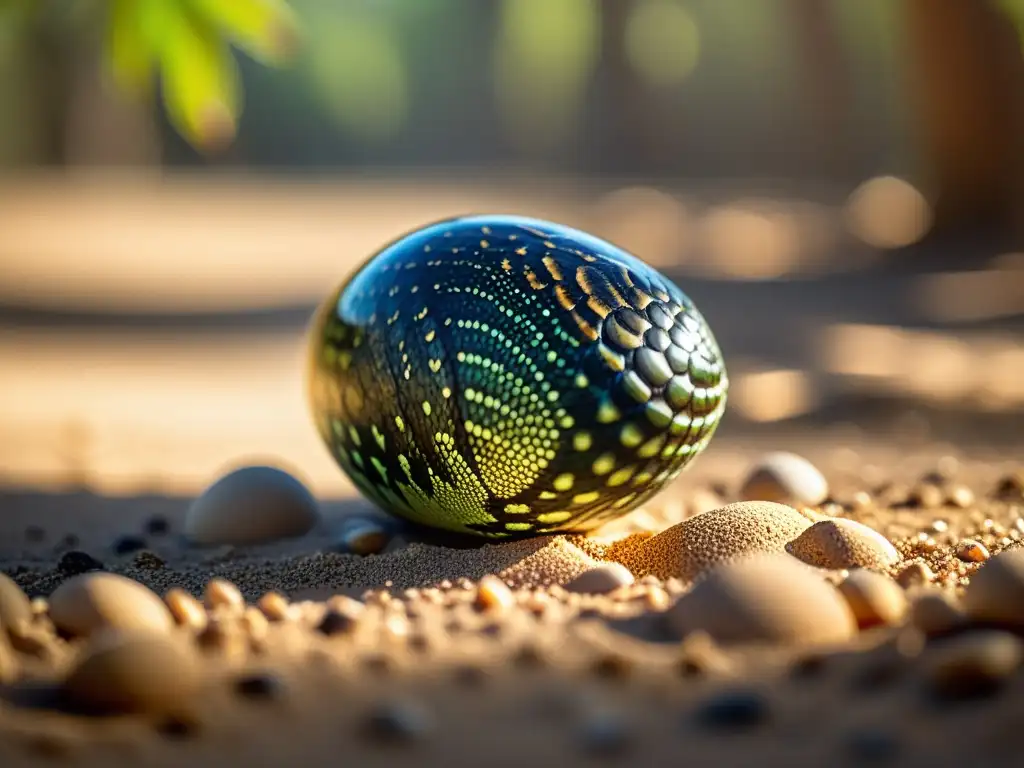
[0,0,300,152]
[1000,0,1024,50]
[109,0,300,151]
[305,9,407,142]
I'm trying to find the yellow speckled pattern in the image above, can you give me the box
[307,215,727,537]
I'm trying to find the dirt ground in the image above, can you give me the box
[1,430,1023,768]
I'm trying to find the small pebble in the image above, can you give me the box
[693,688,768,730]
[924,630,1023,701]
[739,452,828,506]
[787,518,900,571]
[955,539,990,563]
[0,572,32,631]
[895,562,935,589]
[63,630,201,715]
[49,573,173,638]
[258,592,293,622]
[112,535,147,556]
[241,607,269,642]
[849,491,873,511]
[164,589,208,632]
[838,570,908,629]
[907,484,944,509]
[962,548,1024,629]
[334,517,391,556]
[205,578,245,613]
[185,465,321,546]
[57,551,104,576]
[565,564,635,595]
[910,591,967,638]
[196,618,247,660]
[947,486,975,509]
[475,575,515,612]
[360,698,433,744]
[666,554,857,646]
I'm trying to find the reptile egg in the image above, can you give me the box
[307,215,727,537]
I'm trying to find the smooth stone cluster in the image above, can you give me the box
[185,465,322,547]
[616,501,821,581]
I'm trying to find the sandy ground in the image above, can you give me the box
[1,434,1023,768]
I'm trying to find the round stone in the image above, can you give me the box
[49,573,173,638]
[666,554,857,646]
[740,452,829,506]
[565,564,635,595]
[185,465,321,547]
[786,519,900,571]
[910,591,967,638]
[963,548,1024,629]
[63,630,201,715]
[837,570,907,629]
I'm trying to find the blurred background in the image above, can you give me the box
[0,0,1022,503]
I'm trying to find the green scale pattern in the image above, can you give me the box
[307,215,728,538]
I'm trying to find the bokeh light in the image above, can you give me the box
[494,0,600,151]
[589,186,690,267]
[306,12,408,141]
[624,0,701,87]
[844,176,933,249]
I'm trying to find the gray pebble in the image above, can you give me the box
[739,452,828,506]
[565,563,635,594]
[185,465,321,546]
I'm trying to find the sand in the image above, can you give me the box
[2,440,1024,767]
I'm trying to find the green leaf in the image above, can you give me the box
[187,0,300,66]
[156,3,242,152]
[105,0,155,95]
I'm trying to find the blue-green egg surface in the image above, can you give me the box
[307,215,727,538]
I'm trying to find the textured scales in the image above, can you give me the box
[307,215,728,538]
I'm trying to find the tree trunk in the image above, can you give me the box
[788,0,857,183]
[903,0,1024,247]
